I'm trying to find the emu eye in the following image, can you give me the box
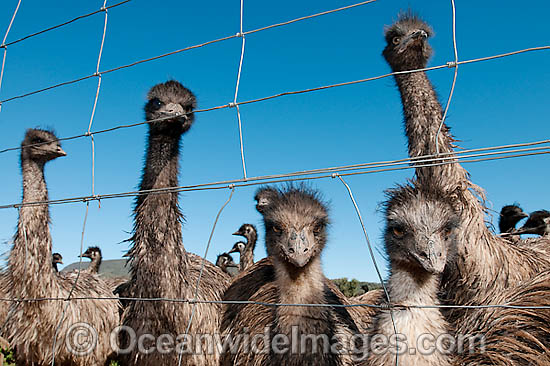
[150,98,163,109]
[392,227,404,238]
[313,224,323,234]
[392,37,401,45]
[443,227,453,238]
[31,137,45,145]
[272,225,281,233]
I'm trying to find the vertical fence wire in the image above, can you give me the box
[0,0,22,111]
[435,0,459,155]
[233,0,248,179]
[336,174,399,366]
[178,186,235,366]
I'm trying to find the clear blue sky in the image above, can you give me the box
[0,0,548,282]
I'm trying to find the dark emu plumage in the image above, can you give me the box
[117,80,231,365]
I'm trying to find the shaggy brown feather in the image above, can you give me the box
[5,129,119,365]
[221,186,373,366]
[382,12,550,323]
[455,269,550,365]
[118,81,230,365]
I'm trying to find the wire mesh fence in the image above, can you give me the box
[0,0,549,364]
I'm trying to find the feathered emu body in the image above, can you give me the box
[382,12,550,323]
[220,186,375,366]
[5,129,119,365]
[361,181,459,366]
[118,81,231,365]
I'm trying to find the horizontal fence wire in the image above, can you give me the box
[0,45,548,156]
[0,0,377,105]
[0,295,548,310]
[1,139,549,209]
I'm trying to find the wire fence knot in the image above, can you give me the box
[446,61,458,68]
[235,32,244,38]
[228,102,237,108]
[100,6,107,12]
[0,44,6,49]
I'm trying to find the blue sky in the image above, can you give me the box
[0,0,548,282]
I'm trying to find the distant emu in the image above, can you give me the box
[215,253,238,276]
[517,210,550,236]
[221,186,373,365]
[230,224,257,271]
[118,80,231,365]
[52,252,63,273]
[382,12,550,324]
[499,204,528,234]
[5,129,119,365]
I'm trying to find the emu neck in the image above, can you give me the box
[11,158,55,296]
[387,265,440,306]
[88,256,102,274]
[129,130,187,296]
[273,256,325,333]
[394,72,468,185]
[368,266,452,366]
[241,232,256,271]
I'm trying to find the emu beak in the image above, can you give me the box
[410,237,446,274]
[232,231,242,236]
[56,146,67,157]
[162,102,184,117]
[226,261,239,268]
[228,247,238,254]
[284,229,314,268]
[397,29,428,54]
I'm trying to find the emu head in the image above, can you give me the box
[216,252,238,270]
[383,12,433,71]
[21,129,66,163]
[499,204,528,233]
[80,246,101,260]
[233,224,257,240]
[384,183,459,275]
[52,253,63,266]
[519,210,550,236]
[145,80,197,135]
[228,241,247,255]
[255,186,329,268]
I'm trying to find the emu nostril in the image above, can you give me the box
[303,248,308,253]
[419,251,428,259]
[288,248,295,254]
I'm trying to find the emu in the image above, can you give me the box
[230,224,257,271]
[5,129,119,365]
[118,81,231,365]
[382,12,550,323]
[220,186,373,366]
[517,210,550,236]
[52,252,63,273]
[215,253,238,276]
[499,204,528,234]
[361,181,458,366]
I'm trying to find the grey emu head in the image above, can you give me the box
[499,204,528,233]
[228,241,246,255]
[21,129,66,163]
[384,183,459,275]
[255,185,329,268]
[216,252,238,270]
[145,80,197,134]
[80,246,102,260]
[382,12,433,71]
